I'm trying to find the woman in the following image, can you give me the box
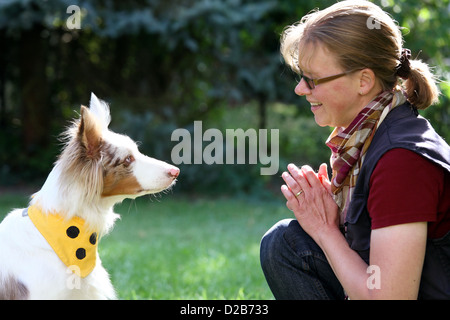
[260,0,450,299]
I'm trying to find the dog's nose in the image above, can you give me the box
[168,167,180,178]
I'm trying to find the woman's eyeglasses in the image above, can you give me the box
[298,69,363,90]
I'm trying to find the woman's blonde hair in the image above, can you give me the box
[281,0,439,109]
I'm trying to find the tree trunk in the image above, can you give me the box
[258,94,267,129]
[19,26,49,156]
[0,30,6,128]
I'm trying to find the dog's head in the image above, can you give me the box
[59,93,179,204]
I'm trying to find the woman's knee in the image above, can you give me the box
[260,219,344,299]
[260,218,324,270]
[260,219,295,271]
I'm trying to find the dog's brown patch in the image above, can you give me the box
[102,173,142,197]
[0,275,29,300]
[99,140,143,197]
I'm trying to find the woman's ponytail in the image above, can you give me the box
[402,58,440,109]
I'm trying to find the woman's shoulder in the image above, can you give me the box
[366,103,450,175]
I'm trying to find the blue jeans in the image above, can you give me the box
[260,219,345,300]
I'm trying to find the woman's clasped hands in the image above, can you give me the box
[281,163,340,245]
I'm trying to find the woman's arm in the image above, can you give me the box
[317,221,427,299]
[281,163,427,299]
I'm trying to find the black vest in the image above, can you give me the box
[345,102,450,299]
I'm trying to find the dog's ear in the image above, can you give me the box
[78,105,102,160]
[89,93,111,129]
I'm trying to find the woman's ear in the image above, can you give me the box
[359,68,378,95]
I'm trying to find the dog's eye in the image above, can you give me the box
[123,155,135,167]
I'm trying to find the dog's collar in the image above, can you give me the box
[24,205,99,278]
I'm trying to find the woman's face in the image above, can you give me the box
[295,43,367,128]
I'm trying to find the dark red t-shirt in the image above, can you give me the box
[368,148,450,239]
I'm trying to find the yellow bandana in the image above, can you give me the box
[26,205,98,278]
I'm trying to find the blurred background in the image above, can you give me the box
[0,0,449,197]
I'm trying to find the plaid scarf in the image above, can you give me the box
[326,90,406,224]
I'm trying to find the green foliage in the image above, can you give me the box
[0,0,448,193]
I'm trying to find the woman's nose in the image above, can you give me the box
[294,78,311,96]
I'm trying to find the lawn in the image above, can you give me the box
[0,192,289,299]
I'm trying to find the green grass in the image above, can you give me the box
[0,192,289,299]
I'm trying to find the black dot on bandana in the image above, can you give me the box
[66,226,80,239]
[89,232,97,245]
[76,248,86,260]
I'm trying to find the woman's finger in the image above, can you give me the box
[281,184,301,211]
[282,171,303,197]
[287,164,314,200]
[318,163,332,192]
[300,165,322,189]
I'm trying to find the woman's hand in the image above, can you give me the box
[281,163,339,245]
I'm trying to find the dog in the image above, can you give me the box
[0,93,179,299]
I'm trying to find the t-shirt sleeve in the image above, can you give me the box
[368,148,442,230]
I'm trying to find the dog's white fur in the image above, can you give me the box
[0,93,179,299]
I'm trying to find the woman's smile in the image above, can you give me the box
[309,102,323,113]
